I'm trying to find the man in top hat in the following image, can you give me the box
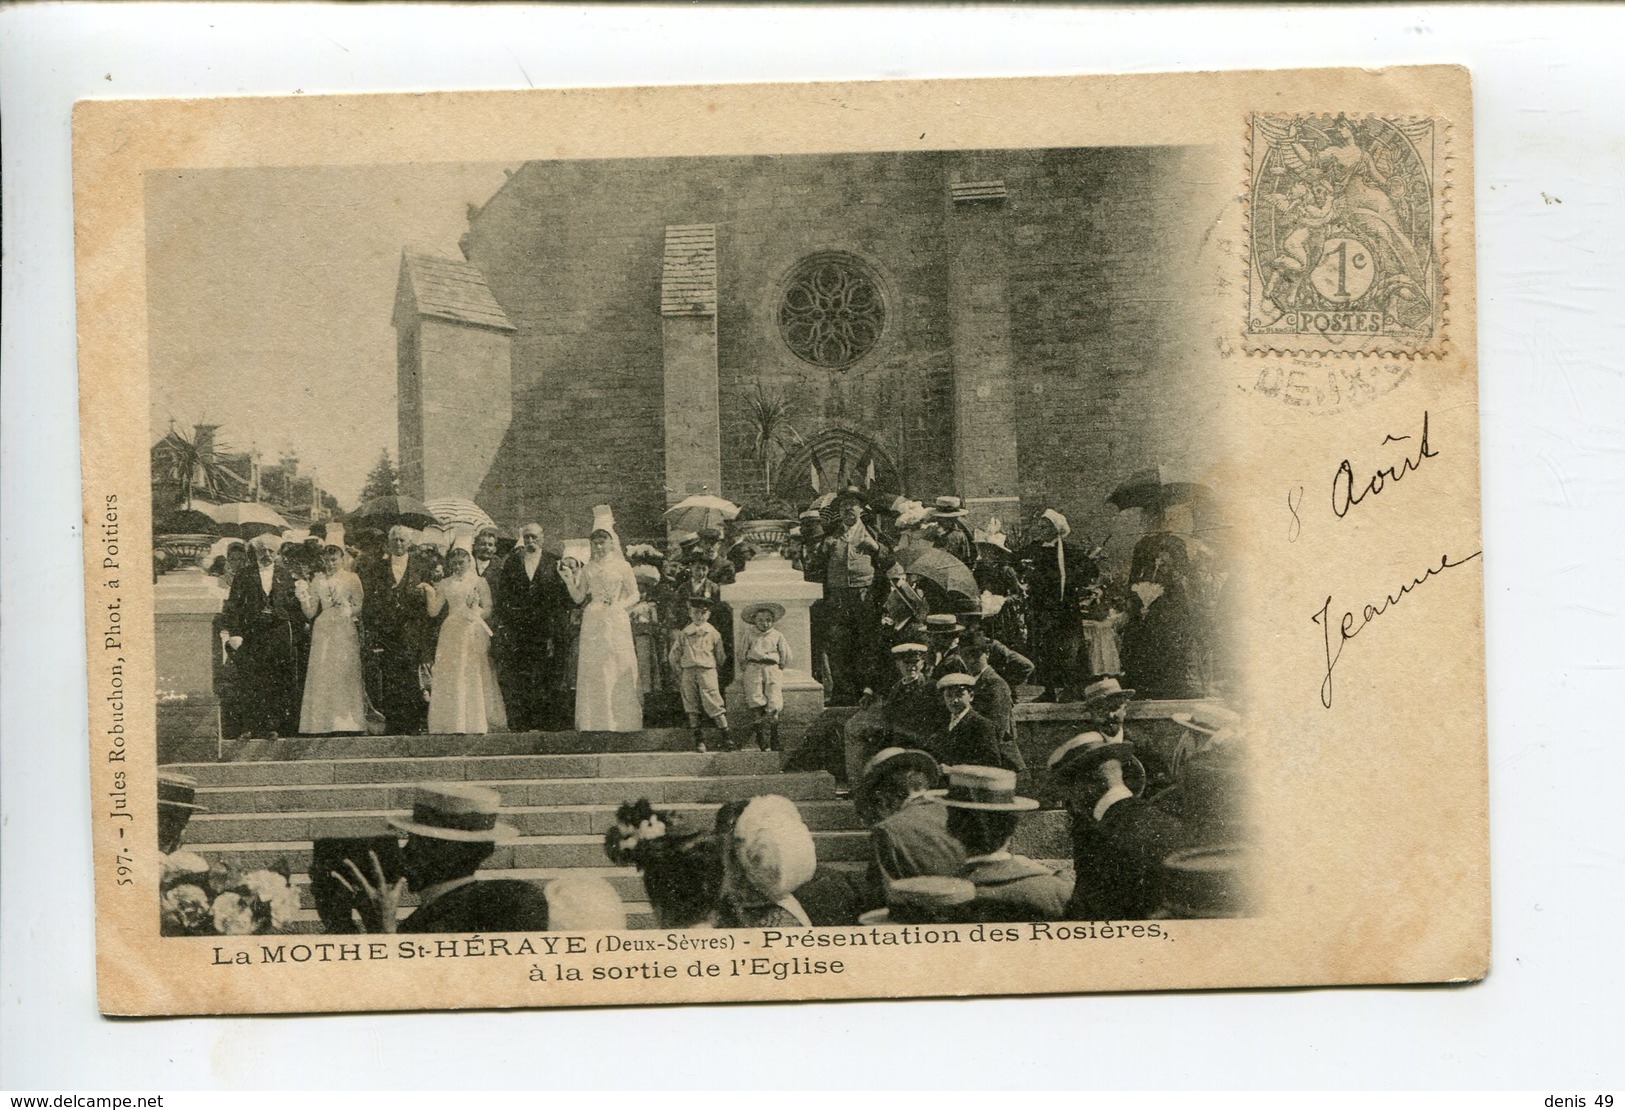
[926,673,1005,769]
[958,631,1025,773]
[1017,508,1098,702]
[359,524,439,735]
[854,747,965,909]
[928,495,980,571]
[1047,730,1190,921]
[934,766,1072,922]
[222,533,305,739]
[334,782,550,933]
[492,522,575,731]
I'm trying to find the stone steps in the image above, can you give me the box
[186,828,876,871]
[187,799,866,841]
[160,728,707,765]
[170,750,787,787]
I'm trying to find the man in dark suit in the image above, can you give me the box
[1018,508,1098,701]
[925,673,1005,769]
[335,782,549,934]
[853,747,965,910]
[358,524,437,736]
[1047,730,1190,921]
[493,522,573,731]
[221,535,305,739]
[959,631,1025,773]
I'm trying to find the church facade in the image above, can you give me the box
[393,146,1206,545]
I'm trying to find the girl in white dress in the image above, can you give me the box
[561,505,644,732]
[421,538,508,734]
[297,541,368,734]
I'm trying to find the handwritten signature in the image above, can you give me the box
[1331,410,1438,519]
[1312,549,1482,709]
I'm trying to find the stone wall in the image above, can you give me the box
[451,147,1209,547]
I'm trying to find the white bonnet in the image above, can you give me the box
[731,795,817,902]
[1041,508,1071,538]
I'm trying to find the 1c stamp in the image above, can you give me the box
[1247,114,1445,357]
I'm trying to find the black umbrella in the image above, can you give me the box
[348,495,436,530]
[1108,466,1212,513]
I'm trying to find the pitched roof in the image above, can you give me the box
[395,250,515,332]
[661,224,717,317]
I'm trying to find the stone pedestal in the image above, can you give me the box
[719,550,825,749]
[154,568,225,744]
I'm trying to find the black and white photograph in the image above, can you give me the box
[67,67,1488,1018]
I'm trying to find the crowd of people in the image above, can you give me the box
[159,680,1249,936]
[203,485,1230,752]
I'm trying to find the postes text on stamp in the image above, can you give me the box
[1247,114,1442,356]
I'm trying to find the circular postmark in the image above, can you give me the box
[1247,359,1413,415]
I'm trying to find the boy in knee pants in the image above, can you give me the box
[740,602,792,751]
[668,597,730,752]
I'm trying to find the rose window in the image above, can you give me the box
[777,254,886,370]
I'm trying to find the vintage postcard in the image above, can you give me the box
[74,66,1485,1016]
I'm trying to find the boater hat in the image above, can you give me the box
[1171,703,1242,737]
[855,747,942,810]
[741,601,785,623]
[935,672,976,691]
[388,783,518,843]
[891,642,928,656]
[931,495,968,518]
[925,614,964,635]
[1047,730,1146,795]
[858,875,977,925]
[929,765,1039,811]
[1080,676,1137,709]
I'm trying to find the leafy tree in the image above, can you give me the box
[359,448,399,504]
[151,423,245,510]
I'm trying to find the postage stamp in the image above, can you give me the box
[1246,114,1445,357]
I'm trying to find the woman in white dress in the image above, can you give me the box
[420,537,508,734]
[297,540,368,734]
[561,505,644,732]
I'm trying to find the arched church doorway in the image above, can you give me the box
[776,428,900,507]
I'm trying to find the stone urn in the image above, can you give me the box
[733,518,796,558]
[154,533,217,574]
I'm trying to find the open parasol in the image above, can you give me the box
[349,494,436,530]
[663,493,740,534]
[197,501,289,538]
[424,496,498,534]
[896,545,978,602]
[1107,466,1213,513]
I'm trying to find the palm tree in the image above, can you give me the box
[744,383,799,500]
[152,422,244,510]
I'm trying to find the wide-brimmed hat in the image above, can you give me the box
[924,614,963,635]
[683,549,715,567]
[696,526,723,543]
[731,795,817,902]
[741,601,785,623]
[683,594,717,610]
[1046,730,1146,794]
[858,875,976,925]
[935,672,976,691]
[929,765,1038,811]
[831,486,867,509]
[890,642,928,656]
[388,783,518,843]
[632,564,663,585]
[158,771,209,813]
[931,495,968,518]
[1080,676,1136,709]
[1160,843,1253,918]
[855,747,941,808]
[1171,703,1241,737]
